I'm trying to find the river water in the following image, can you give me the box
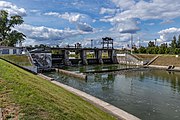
[44,64,180,120]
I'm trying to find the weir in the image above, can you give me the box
[50,48,116,66]
[27,37,145,72]
[28,47,145,72]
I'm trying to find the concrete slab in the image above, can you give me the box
[56,68,87,80]
[51,81,140,120]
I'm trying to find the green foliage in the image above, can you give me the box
[136,35,180,54]
[148,41,155,47]
[0,10,26,46]
[138,46,146,53]
[177,35,180,48]
[170,36,177,48]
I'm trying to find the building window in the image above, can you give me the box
[13,49,17,54]
[2,49,9,54]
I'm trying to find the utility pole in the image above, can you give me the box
[130,34,133,54]
[91,39,93,48]
[154,39,157,46]
[138,37,140,48]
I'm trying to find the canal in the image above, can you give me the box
[44,64,180,120]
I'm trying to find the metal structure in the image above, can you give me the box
[102,37,113,49]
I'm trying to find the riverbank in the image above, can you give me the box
[0,59,115,120]
[0,55,32,66]
[150,55,180,67]
[145,55,180,71]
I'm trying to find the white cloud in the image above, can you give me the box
[158,27,180,43]
[99,0,180,34]
[110,0,180,21]
[110,19,140,33]
[159,28,180,35]
[44,12,94,32]
[111,0,135,10]
[0,1,26,16]
[15,24,83,45]
[100,7,116,15]
[29,9,40,13]
[77,22,93,32]
[147,23,155,26]
[44,12,91,23]
[80,30,136,48]
[45,12,80,22]
[160,19,174,24]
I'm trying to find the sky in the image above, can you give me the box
[0,0,180,48]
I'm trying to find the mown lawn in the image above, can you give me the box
[0,55,32,66]
[0,59,116,120]
[151,55,180,67]
[135,54,157,61]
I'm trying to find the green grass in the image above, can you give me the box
[0,55,32,66]
[151,55,180,67]
[0,59,116,120]
[135,54,157,61]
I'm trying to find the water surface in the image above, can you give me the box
[45,65,180,120]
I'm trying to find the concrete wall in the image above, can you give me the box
[116,53,143,65]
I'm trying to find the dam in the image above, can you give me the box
[28,37,144,71]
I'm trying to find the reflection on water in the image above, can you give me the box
[45,65,180,120]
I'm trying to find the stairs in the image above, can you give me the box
[146,55,159,66]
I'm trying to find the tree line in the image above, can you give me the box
[134,35,180,54]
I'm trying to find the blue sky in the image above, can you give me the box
[1,0,180,48]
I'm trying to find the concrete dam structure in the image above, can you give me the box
[28,37,143,71]
[51,47,116,67]
[29,47,145,72]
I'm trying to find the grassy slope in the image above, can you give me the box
[135,54,157,61]
[0,59,115,120]
[0,55,32,66]
[151,55,180,67]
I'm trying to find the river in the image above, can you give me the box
[44,64,180,120]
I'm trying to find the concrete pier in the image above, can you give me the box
[98,50,103,64]
[38,73,54,81]
[56,68,87,80]
[82,50,88,65]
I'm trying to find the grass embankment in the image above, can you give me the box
[135,54,157,61]
[151,55,180,67]
[0,59,115,120]
[0,55,32,66]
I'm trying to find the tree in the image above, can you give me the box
[0,10,26,46]
[158,43,167,54]
[170,36,177,48]
[177,35,180,48]
[138,46,146,53]
[148,41,155,47]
